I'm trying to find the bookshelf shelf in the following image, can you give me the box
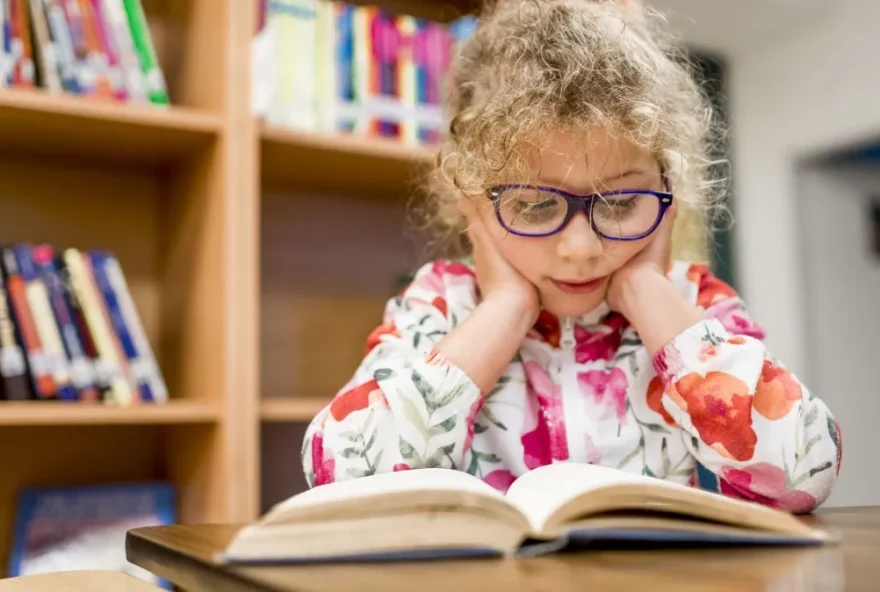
[260,397,328,423]
[0,400,220,426]
[0,89,222,166]
[260,124,434,197]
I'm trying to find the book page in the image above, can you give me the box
[266,469,507,522]
[505,463,673,531]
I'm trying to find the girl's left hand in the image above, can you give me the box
[606,200,678,315]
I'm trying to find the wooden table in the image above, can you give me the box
[0,570,160,591]
[126,507,880,591]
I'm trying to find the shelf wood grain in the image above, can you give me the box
[0,89,222,166]
[0,400,220,426]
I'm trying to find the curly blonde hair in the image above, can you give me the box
[411,0,726,263]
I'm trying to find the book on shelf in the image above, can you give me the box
[253,0,478,145]
[217,463,834,565]
[8,481,176,588]
[0,0,168,106]
[0,242,167,405]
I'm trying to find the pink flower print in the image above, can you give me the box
[583,433,602,464]
[484,470,517,493]
[393,463,411,472]
[311,432,336,487]
[578,368,629,422]
[521,361,568,467]
[463,397,485,453]
[706,299,766,340]
[574,325,620,363]
[719,463,818,514]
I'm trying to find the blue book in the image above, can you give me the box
[9,482,176,588]
[216,464,831,566]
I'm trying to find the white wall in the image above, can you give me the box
[798,165,880,506]
[729,0,880,377]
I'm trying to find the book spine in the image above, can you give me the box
[27,0,61,91]
[2,0,12,87]
[2,248,54,398]
[42,0,83,93]
[15,243,77,401]
[0,263,32,400]
[314,0,337,133]
[351,4,372,135]
[89,0,124,99]
[121,0,168,105]
[58,250,105,399]
[396,15,416,144]
[63,248,133,405]
[14,0,35,86]
[33,245,100,401]
[59,0,94,94]
[76,0,113,97]
[100,251,166,403]
[335,2,354,133]
[100,0,145,103]
[89,250,152,402]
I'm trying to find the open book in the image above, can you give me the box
[217,464,832,564]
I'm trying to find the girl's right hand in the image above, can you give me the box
[461,198,540,323]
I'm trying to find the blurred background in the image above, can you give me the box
[0,0,875,584]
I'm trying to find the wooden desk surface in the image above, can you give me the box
[0,570,160,591]
[127,508,880,592]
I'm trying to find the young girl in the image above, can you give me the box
[302,0,842,512]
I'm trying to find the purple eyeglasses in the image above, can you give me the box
[487,184,674,240]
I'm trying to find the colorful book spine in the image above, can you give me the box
[76,0,114,98]
[99,251,167,403]
[2,0,11,87]
[28,0,62,91]
[2,248,54,399]
[121,0,168,105]
[267,0,318,130]
[33,245,100,402]
[101,0,145,103]
[58,250,106,398]
[335,2,355,133]
[0,264,32,401]
[314,0,337,132]
[15,244,77,401]
[13,0,36,85]
[63,248,133,405]
[43,0,83,93]
[396,14,417,144]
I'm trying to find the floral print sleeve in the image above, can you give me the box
[654,263,842,513]
[301,261,483,488]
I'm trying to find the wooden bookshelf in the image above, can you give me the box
[0,401,219,426]
[0,0,462,575]
[260,398,328,423]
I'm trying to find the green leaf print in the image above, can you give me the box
[617,436,644,470]
[369,450,384,475]
[399,437,422,464]
[418,314,432,326]
[827,414,840,451]
[803,405,819,429]
[364,433,376,453]
[643,466,656,478]
[473,451,502,463]
[412,369,437,402]
[661,438,671,476]
[466,453,480,476]
[346,468,368,479]
[481,405,508,431]
[437,383,467,409]
[400,395,427,434]
[474,423,489,434]
[809,462,833,478]
[802,434,822,459]
[430,415,458,436]
[339,447,361,459]
[487,376,512,400]
[639,422,668,434]
[373,368,395,381]
[413,332,422,349]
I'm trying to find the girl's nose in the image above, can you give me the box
[556,213,604,262]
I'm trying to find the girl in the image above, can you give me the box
[302,0,842,512]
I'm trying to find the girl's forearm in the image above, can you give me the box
[617,267,704,356]
[436,294,536,393]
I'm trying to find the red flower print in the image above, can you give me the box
[432,260,475,278]
[578,368,629,422]
[330,379,385,422]
[719,463,817,514]
[393,463,411,472]
[646,376,677,426]
[672,372,757,462]
[529,310,560,348]
[687,264,738,309]
[431,296,448,317]
[311,432,336,486]
[365,321,401,355]
[484,470,517,493]
[521,361,568,467]
[698,342,718,362]
[574,325,620,363]
[729,336,747,345]
[753,360,803,421]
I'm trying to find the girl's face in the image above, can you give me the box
[477,129,666,318]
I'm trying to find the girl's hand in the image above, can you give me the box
[460,198,540,323]
[606,200,678,316]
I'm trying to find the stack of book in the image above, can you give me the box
[0,0,169,106]
[0,243,167,405]
[254,0,477,145]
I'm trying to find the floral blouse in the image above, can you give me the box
[301,259,843,513]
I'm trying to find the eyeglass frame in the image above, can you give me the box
[485,184,675,240]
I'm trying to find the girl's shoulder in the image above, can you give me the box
[398,258,479,299]
[668,260,741,310]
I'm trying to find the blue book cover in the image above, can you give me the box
[8,482,176,588]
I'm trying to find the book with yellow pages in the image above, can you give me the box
[217,464,832,565]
